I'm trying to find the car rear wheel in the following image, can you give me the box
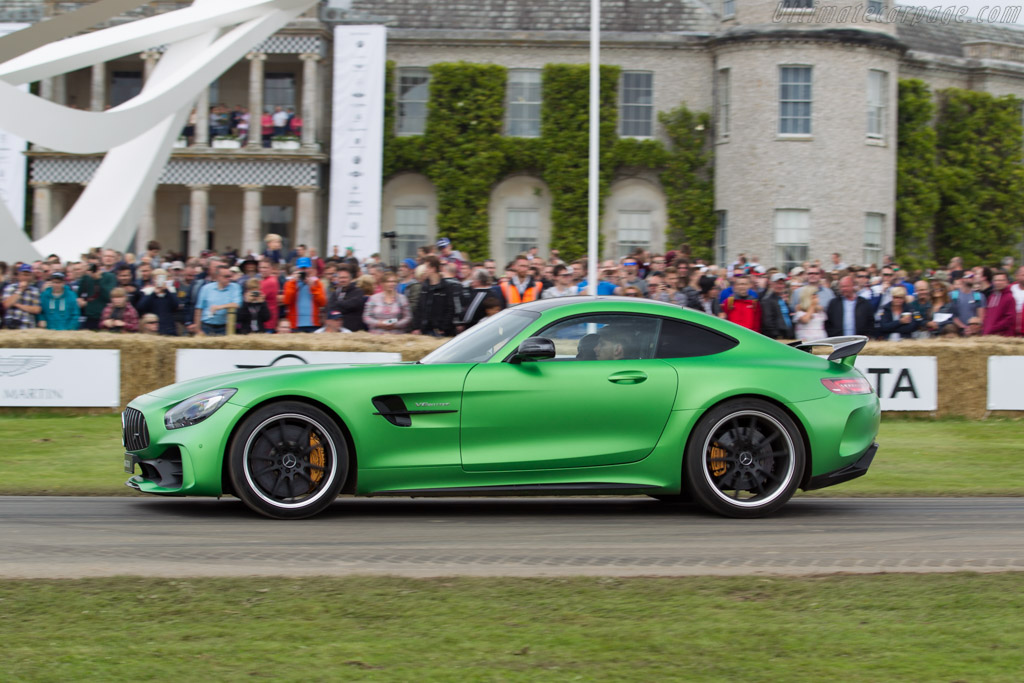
[684,399,804,518]
[229,402,348,519]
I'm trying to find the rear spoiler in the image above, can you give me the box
[788,335,868,365]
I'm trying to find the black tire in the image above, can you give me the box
[228,401,348,519]
[684,398,805,518]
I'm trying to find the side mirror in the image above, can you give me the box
[511,337,556,363]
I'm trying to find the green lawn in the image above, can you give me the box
[1,574,1021,682]
[0,414,1021,496]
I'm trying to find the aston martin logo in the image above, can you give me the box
[0,355,51,377]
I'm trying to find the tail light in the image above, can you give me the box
[821,378,873,395]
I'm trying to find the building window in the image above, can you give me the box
[715,211,728,267]
[867,70,887,139]
[110,71,142,107]
[779,66,812,136]
[261,206,294,242]
[616,210,651,258]
[506,69,542,137]
[620,72,653,137]
[781,0,814,7]
[716,69,730,139]
[394,206,429,261]
[867,0,884,15]
[774,209,810,272]
[265,73,296,111]
[506,208,540,257]
[864,213,884,266]
[723,0,735,17]
[397,67,430,135]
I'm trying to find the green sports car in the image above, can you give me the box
[123,296,879,519]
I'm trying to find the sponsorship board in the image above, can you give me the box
[0,348,120,407]
[327,25,386,261]
[175,349,402,382]
[0,24,29,230]
[987,356,1024,410]
[854,356,938,411]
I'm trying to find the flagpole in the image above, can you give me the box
[587,0,600,295]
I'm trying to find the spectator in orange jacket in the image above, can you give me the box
[282,257,327,333]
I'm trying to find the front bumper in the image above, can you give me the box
[803,442,878,491]
[122,392,246,496]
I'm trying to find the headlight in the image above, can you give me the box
[164,389,237,430]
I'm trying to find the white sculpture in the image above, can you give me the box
[0,0,316,262]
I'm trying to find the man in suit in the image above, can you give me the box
[826,275,875,337]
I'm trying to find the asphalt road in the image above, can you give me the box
[2,496,1023,578]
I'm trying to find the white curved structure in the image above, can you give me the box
[0,0,315,262]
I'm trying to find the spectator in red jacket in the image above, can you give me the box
[982,271,1017,336]
[720,274,761,332]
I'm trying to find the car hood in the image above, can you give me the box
[146,362,411,402]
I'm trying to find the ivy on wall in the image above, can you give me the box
[383,61,714,262]
[895,79,940,270]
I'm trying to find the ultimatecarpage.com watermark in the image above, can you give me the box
[772,3,1022,25]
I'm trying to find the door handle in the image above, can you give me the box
[607,371,647,385]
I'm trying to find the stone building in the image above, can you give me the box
[7,0,1024,266]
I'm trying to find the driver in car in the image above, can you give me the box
[595,327,637,361]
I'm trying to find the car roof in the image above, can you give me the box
[514,296,683,313]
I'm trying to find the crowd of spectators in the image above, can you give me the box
[180,104,302,147]
[3,237,1024,342]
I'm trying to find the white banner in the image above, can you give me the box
[175,348,401,382]
[0,348,120,407]
[327,25,386,262]
[987,356,1024,410]
[854,356,938,412]
[0,24,30,231]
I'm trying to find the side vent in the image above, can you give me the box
[372,395,412,427]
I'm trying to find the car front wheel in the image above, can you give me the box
[228,402,348,519]
[684,399,804,518]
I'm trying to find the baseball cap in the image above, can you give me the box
[402,258,417,270]
[17,263,33,272]
[168,261,185,270]
[327,310,343,320]
[436,237,451,248]
[296,257,312,268]
[49,271,66,280]
[789,266,805,277]
[770,273,787,283]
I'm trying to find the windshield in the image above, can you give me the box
[420,308,540,364]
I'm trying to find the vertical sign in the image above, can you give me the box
[0,23,30,231]
[328,25,386,263]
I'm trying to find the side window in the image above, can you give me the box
[535,315,662,361]
[656,318,738,359]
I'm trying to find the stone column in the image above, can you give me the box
[299,53,321,150]
[295,186,319,251]
[40,74,66,105]
[136,195,157,253]
[188,184,210,256]
[141,50,161,82]
[31,182,53,240]
[246,52,266,149]
[90,62,106,111]
[241,185,264,256]
[193,86,210,147]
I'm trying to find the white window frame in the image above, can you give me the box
[506,69,542,138]
[867,0,884,15]
[779,66,812,137]
[506,208,540,259]
[620,71,654,138]
[397,67,430,136]
[394,206,430,261]
[867,70,887,139]
[722,0,735,18]
[616,209,652,258]
[864,213,884,267]
[717,68,730,140]
[774,209,810,272]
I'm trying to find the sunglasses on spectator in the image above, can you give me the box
[623,261,638,266]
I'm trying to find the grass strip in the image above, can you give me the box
[0,414,1021,497]
[1,574,1021,682]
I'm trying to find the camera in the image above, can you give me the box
[298,271,307,282]
[381,231,397,239]
[154,274,167,288]
[88,263,98,273]
[384,318,397,325]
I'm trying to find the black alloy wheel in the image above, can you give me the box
[229,401,348,519]
[684,398,804,518]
